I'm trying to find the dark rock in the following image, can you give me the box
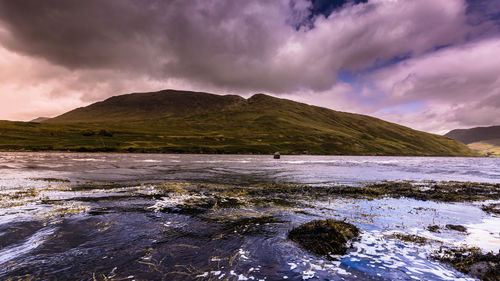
[428,225,440,233]
[446,224,467,232]
[288,219,359,258]
[98,129,114,137]
[81,130,95,136]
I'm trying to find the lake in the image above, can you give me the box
[1,152,499,280]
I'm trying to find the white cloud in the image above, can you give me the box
[365,38,500,132]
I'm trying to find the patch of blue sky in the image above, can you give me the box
[337,71,387,107]
[310,0,368,19]
[292,0,369,29]
[363,53,412,73]
[337,70,359,84]
[337,70,364,96]
[379,101,426,115]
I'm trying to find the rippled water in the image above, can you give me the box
[0,152,499,280]
[1,152,499,186]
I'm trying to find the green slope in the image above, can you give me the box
[468,138,500,157]
[0,89,476,155]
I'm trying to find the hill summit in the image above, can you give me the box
[48,90,246,123]
[1,89,476,156]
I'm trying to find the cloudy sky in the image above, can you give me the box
[0,0,499,133]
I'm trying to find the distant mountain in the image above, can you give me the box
[0,89,476,156]
[445,126,500,144]
[468,138,500,157]
[30,117,50,123]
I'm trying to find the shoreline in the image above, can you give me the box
[0,149,488,157]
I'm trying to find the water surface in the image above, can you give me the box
[0,153,499,280]
[1,152,499,185]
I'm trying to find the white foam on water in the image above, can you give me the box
[349,231,476,281]
[71,158,106,162]
[0,226,57,265]
[147,194,208,212]
[301,269,315,279]
[239,248,250,260]
[136,160,162,163]
[195,272,209,278]
[463,216,500,252]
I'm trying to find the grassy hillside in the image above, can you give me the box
[0,90,477,156]
[445,125,500,144]
[468,139,500,157]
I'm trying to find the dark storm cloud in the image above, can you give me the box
[0,0,470,93]
[0,0,163,70]
[466,0,500,25]
[0,0,290,90]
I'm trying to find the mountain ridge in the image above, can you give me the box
[47,89,246,123]
[0,89,477,156]
[445,125,500,144]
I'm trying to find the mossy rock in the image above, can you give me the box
[433,247,500,281]
[288,219,359,258]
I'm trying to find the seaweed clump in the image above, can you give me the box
[428,224,468,233]
[428,225,440,233]
[433,247,500,281]
[225,215,285,234]
[218,181,500,203]
[161,196,244,215]
[288,219,359,258]
[445,224,467,233]
[333,181,500,202]
[388,233,431,245]
[482,203,500,216]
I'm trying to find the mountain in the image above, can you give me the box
[445,125,500,144]
[0,89,476,156]
[30,117,50,123]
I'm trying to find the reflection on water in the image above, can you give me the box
[0,152,499,280]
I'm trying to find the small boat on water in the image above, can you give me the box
[273,152,280,159]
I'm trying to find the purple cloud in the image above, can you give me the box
[0,0,498,133]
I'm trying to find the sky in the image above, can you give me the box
[0,0,499,134]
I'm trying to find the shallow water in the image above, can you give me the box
[0,152,499,280]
